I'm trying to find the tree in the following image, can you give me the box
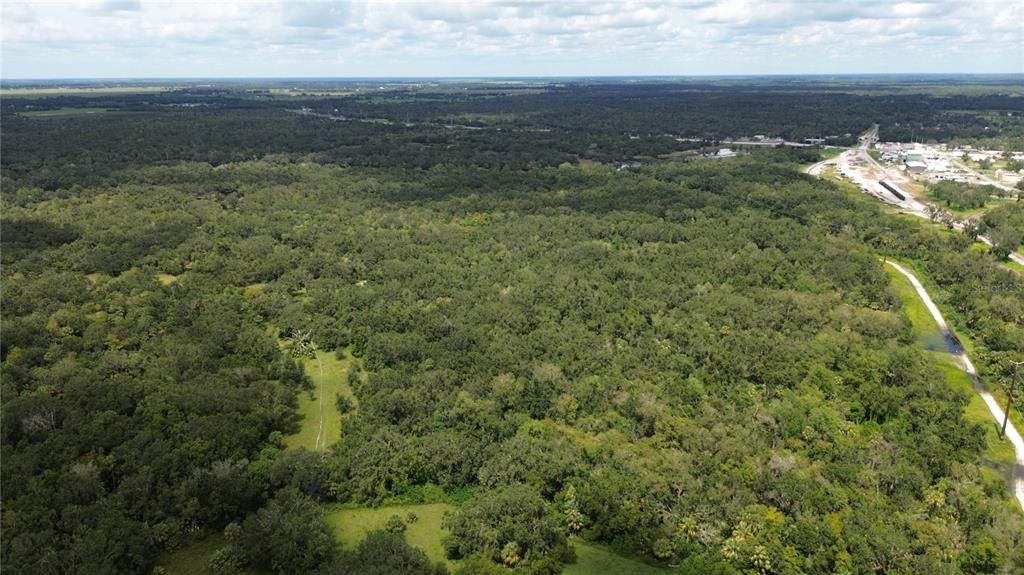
[385,514,406,533]
[989,226,1022,260]
[959,538,999,574]
[323,532,448,575]
[442,485,573,571]
[962,219,981,241]
[232,488,336,575]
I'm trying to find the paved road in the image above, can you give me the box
[806,128,1024,266]
[887,261,1024,511]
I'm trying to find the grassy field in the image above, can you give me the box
[327,503,667,574]
[284,350,355,451]
[327,503,456,567]
[1004,259,1024,274]
[887,265,1019,473]
[819,147,846,160]
[2,86,169,97]
[156,273,179,286]
[18,107,112,117]
[565,540,668,575]
[267,87,357,97]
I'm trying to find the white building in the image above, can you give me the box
[906,161,928,173]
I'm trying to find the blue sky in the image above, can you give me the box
[2,0,1021,79]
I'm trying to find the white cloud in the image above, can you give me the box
[1,0,1020,78]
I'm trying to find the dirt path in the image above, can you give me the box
[886,261,1024,510]
[315,354,325,450]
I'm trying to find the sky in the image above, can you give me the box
[1,0,1022,79]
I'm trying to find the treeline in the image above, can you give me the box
[979,203,1024,261]
[928,181,1000,210]
[5,83,1022,192]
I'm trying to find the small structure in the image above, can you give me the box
[906,161,928,173]
[716,148,736,159]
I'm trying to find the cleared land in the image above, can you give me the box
[1,86,169,97]
[327,502,455,567]
[327,503,668,574]
[565,540,667,575]
[18,106,111,116]
[284,350,355,451]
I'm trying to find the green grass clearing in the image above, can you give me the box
[885,264,944,346]
[156,273,178,286]
[327,503,456,567]
[818,147,845,160]
[243,282,266,297]
[18,107,111,117]
[893,258,1024,435]
[1002,259,1024,274]
[564,539,668,575]
[2,86,169,97]
[284,350,356,451]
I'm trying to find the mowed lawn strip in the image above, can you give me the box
[326,503,456,567]
[283,350,355,451]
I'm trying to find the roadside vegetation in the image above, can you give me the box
[981,203,1024,259]
[885,265,1017,468]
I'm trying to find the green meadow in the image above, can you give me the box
[284,350,356,451]
[18,107,112,117]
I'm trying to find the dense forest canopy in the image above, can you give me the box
[2,79,1023,575]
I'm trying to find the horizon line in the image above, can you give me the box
[4,72,1024,83]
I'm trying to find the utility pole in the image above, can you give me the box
[1000,360,1023,439]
